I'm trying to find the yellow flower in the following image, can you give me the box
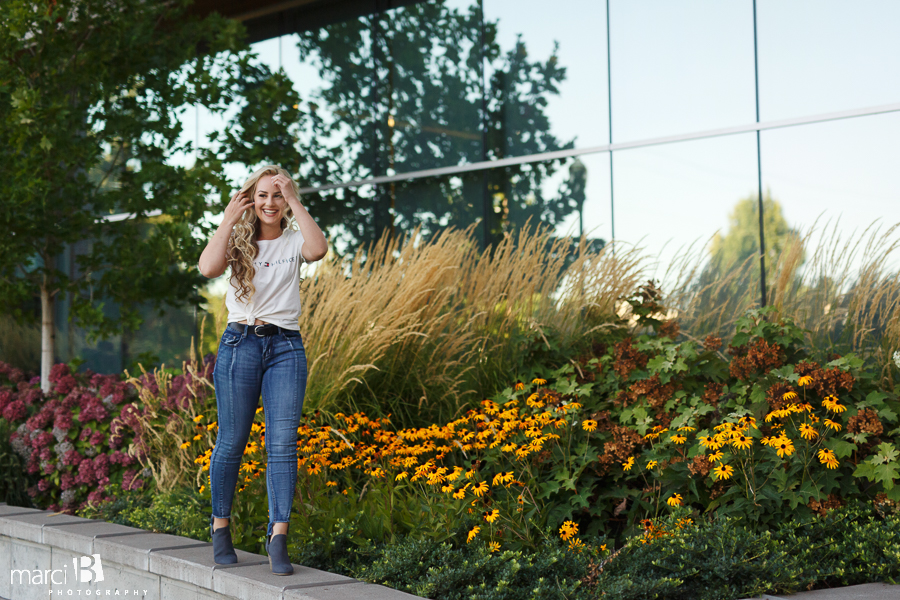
[774,436,795,458]
[678,426,696,432]
[207,422,217,431]
[731,434,752,451]
[492,471,515,486]
[667,493,683,507]
[199,485,205,494]
[559,520,578,541]
[816,448,840,469]
[193,434,203,441]
[783,391,798,401]
[395,471,408,481]
[671,434,687,445]
[453,488,467,500]
[799,423,818,440]
[582,419,598,432]
[326,480,338,487]
[467,526,480,543]
[712,463,734,481]
[699,436,722,450]
[179,441,191,450]
[488,541,501,553]
[192,414,205,423]
[623,456,635,471]
[646,460,658,470]
[255,407,263,414]
[798,375,813,386]
[707,451,724,462]
[472,481,489,497]
[483,509,500,523]
[532,378,547,385]
[514,382,525,391]
[824,419,842,432]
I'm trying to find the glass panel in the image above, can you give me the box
[375,0,485,172]
[610,0,756,141]
[612,133,762,334]
[760,113,900,349]
[758,0,900,121]
[482,0,609,158]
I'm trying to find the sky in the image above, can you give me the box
[184,0,900,293]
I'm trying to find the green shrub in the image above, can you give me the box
[77,486,212,541]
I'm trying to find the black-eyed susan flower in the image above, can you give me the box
[666,493,683,507]
[646,460,658,470]
[180,441,191,450]
[678,426,696,432]
[493,471,515,486]
[326,480,338,487]
[514,382,525,391]
[472,481,489,497]
[532,378,547,385]
[489,541,501,553]
[824,419,842,432]
[559,520,578,541]
[467,525,480,543]
[774,436,795,458]
[192,414,205,423]
[395,471,408,481]
[623,456,635,471]
[483,509,500,523]
[699,435,722,450]
[712,463,734,481]
[582,419,598,432]
[798,375,813,386]
[732,434,752,450]
[799,423,818,440]
[671,434,687,444]
[707,450,724,462]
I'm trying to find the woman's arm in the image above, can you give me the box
[271,174,329,262]
[198,191,254,278]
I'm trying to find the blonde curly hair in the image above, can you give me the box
[228,164,298,304]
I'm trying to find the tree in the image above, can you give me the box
[709,189,802,274]
[0,0,245,390]
[281,1,575,250]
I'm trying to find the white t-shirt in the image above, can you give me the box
[225,228,306,330]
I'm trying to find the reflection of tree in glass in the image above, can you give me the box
[291,1,574,249]
[679,191,802,338]
[709,191,802,274]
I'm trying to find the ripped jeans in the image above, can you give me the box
[209,322,308,540]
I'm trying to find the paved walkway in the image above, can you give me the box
[743,584,899,600]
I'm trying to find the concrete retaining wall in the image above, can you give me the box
[0,503,422,600]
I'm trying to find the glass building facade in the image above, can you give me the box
[7,0,898,375]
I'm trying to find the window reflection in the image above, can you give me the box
[758,0,900,121]
[609,0,755,141]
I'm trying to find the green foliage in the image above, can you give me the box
[77,486,211,542]
[0,417,35,507]
[0,0,247,386]
[355,522,597,600]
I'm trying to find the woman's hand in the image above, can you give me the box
[223,190,254,227]
[270,174,300,205]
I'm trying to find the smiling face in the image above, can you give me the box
[253,174,286,226]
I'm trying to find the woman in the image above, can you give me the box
[198,165,328,575]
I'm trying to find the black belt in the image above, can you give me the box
[230,322,291,337]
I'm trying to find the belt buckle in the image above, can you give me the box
[253,324,266,337]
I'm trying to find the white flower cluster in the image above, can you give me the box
[54,441,74,457]
[52,426,68,442]
[894,350,900,369]
[84,446,98,457]
[11,424,31,460]
[60,490,76,506]
[101,394,115,408]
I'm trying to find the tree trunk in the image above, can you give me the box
[40,279,55,394]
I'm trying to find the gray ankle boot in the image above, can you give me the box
[212,524,238,565]
[266,533,293,575]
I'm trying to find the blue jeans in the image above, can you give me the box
[209,322,308,540]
